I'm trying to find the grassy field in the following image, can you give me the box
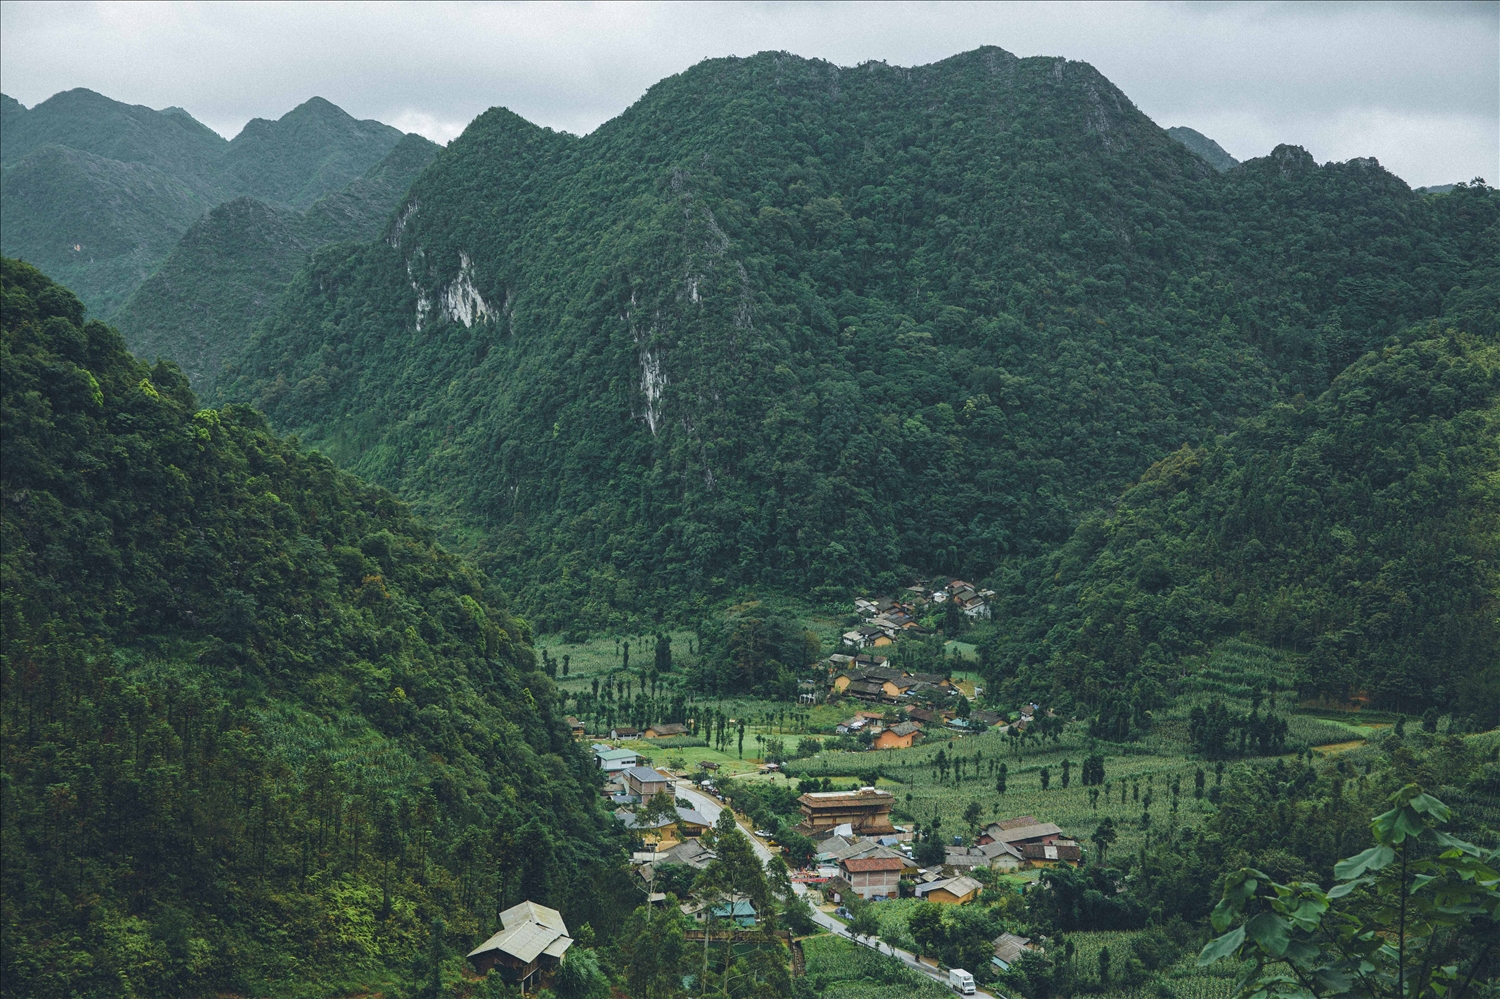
[777,640,1397,860]
[536,628,699,692]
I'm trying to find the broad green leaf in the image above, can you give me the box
[1246,912,1292,956]
[1288,896,1329,931]
[1408,792,1452,821]
[1199,926,1246,965]
[1335,845,1393,879]
[1328,876,1372,899]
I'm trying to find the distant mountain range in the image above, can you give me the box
[206,47,1495,684]
[1,89,433,380]
[1167,126,1240,172]
[5,53,1492,721]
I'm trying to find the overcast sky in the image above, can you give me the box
[2,1,1495,188]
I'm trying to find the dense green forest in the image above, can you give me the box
[215,49,1498,670]
[4,43,1498,999]
[0,260,633,997]
[1,90,408,318]
[982,320,1500,724]
[113,133,439,387]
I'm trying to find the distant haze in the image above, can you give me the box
[1,1,1495,189]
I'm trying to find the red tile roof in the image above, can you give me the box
[841,856,906,872]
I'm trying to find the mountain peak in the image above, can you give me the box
[1167,126,1239,172]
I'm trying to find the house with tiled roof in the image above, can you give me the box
[1021,841,1082,867]
[914,874,982,904]
[839,854,905,899]
[873,721,923,750]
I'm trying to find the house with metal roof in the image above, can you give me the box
[594,746,639,772]
[992,932,1038,970]
[466,900,573,993]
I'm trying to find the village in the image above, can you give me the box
[839,578,995,652]
[461,584,1078,993]
[583,750,1068,985]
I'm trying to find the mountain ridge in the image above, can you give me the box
[0,88,411,318]
[114,131,440,386]
[216,48,1495,654]
[1167,125,1239,172]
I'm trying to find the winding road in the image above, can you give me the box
[672,780,1001,998]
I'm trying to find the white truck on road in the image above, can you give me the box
[949,968,976,994]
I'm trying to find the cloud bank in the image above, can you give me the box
[2,1,1495,188]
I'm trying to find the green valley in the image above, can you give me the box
[2,33,1497,999]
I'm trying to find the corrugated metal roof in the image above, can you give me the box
[991,822,1062,843]
[467,901,572,963]
[500,900,566,932]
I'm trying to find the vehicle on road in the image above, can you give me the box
[949,969,976,995]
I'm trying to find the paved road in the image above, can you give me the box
[672,781,1000,998]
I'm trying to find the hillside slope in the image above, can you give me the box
[114,133,439,386]
[1167,126,1239,172]
[983,317,1500,723]
[0,90,406,318]
[219,48,1498,633]
[0,260,629,998]
[0,143,212,316]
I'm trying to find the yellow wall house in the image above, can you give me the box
[914,875,982,905]
[872,722,922,750]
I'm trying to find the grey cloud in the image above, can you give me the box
[1,0,1494,187]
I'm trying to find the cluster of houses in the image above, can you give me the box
[796,791,1071,970]
[827,655,960,702]
[564,719,692,741]
[841,580,993,650]
[823,658,1043,748]
[796,791,1081,902]
[580,741,1070,978]
[943,815,1084,872]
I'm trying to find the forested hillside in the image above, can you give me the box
[114,133,439,386]
[0,91,406,317]
[0,260,630,998]
[216,48,1499,639]
[982,319,1500,724]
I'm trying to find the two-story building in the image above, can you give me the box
[622,766,673,802]
[795,788,897,837]
[839,854,905,899]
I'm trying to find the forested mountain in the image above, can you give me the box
[982,320,1500,724]
[0,260,630,997]
[216,47,1499,641]
[114,133,439,387]
[1166,126,1238,172]
[0,90,407,317]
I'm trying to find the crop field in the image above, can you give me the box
[800,933,950,998]
[1063,930,1249,999]
[786,718,1224,859]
